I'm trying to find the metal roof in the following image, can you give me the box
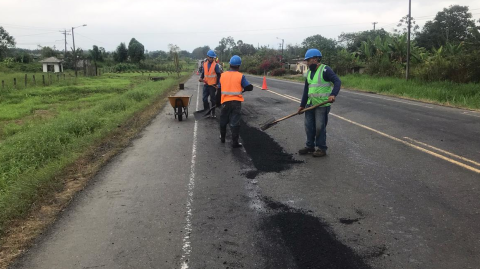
[40,57,63,63]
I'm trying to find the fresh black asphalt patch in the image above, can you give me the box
[239,120,303,174]
[259,197,377,269]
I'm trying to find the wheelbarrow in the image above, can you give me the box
[168,95,192,121]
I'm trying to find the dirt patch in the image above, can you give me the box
[0,76,191,269]
[260,197,375,269]
[239,120,303,175]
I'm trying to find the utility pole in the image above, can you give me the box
[276,37,284,61]
[406,0,411,81]
[71,24,87,77]
[60,29,71,57]
[373,22,378,30]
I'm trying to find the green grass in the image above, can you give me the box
[341,74,480,110]
[0,70,193,234]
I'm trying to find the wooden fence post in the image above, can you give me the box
[33,75,36,85]
[1,80,4,90]
[14,78,16,89]
[25,74,27,88]
[42,75,45,86]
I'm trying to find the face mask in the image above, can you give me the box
[309,64,317,71]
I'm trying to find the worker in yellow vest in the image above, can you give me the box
[198,50,222,117]
[218,55,253,148]
[297,48,341,157]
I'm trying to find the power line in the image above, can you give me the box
[14,31,59,37]
[0,22,63,31]
[74,33,117,47]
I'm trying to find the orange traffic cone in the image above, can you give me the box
[262,76,268,90]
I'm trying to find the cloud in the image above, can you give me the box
[1,0,479,52]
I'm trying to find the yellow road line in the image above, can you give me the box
[257,86,480,174]
[331,113,480,174]
[403,137,480,167]
[254,85,299,102]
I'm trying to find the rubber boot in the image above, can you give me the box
[220,126,226,143]
[231,126,242,148]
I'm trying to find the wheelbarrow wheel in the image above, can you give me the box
[177,106,183,121]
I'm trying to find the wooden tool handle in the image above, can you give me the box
[299,100,332,113]
[270,100,332,125]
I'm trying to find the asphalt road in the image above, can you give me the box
[11,74,480,269]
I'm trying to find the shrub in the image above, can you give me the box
[270,68,286,76]
[112,63,138,72]
[247,69,258,75]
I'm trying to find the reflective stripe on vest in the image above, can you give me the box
[220,71,244,104]
[203,61,217,85]
[306,64,332,106]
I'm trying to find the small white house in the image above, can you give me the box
[296,60,308,74]
[40,57,64,73]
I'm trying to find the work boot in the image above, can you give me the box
[231,126,242,148]
[312,149,326,157]
[220,127,226,143]
[298,147,314,155]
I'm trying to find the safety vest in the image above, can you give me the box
[203,61,217,85]
[220,71,244,104]
[306,64,332,106]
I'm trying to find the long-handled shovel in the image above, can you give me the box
[203,105,216,117]
[260,100,332,131]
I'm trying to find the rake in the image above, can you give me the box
[260,100,332,131]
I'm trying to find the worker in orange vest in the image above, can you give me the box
[218,55,253,148]
[198,50,221,117]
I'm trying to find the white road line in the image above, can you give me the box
[180,82,200,269]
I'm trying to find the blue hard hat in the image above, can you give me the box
[207,50,217,58]
[304,49,322,60]
[229,55,242,66]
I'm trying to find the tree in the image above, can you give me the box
[128,38,145,63]
[89,45,102,75]
[38,45,57,58]
[179,50,191,58]
[169,44,181,77]
[114,42,128,62]
[301,34,337,65]
[215,36,235,61]
[416,5,477,49]
[338,29,389,52]
[0,26,15,60]
[192,46,210,59]
[393,15,420,38]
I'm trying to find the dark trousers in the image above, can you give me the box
[220,101,242,144]
[202,85,217,112]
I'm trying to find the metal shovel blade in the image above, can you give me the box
[203,105,216,117]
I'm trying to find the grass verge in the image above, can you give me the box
[267,73,480,110]
[0,71,193,268]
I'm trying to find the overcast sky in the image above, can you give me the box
[1,0,479,53]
